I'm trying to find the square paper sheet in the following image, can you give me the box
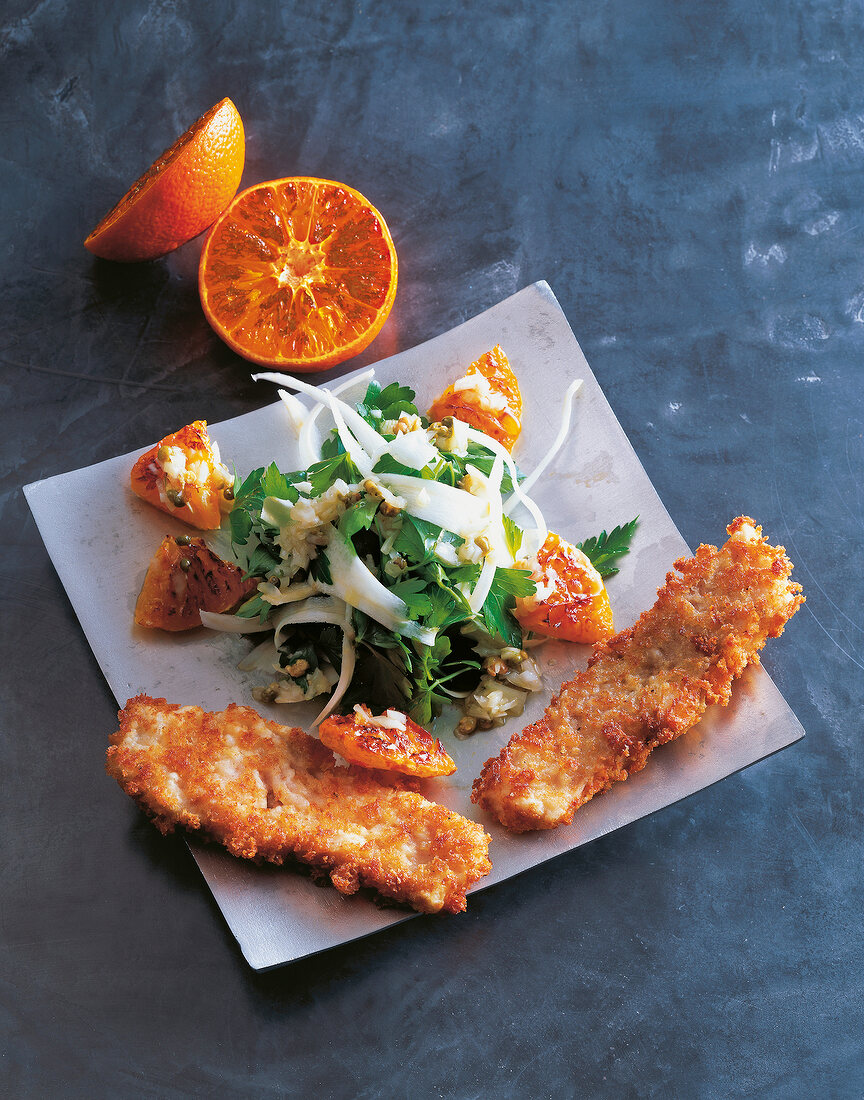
[25,282,804,970]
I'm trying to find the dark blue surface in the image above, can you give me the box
[2,2,862,1096]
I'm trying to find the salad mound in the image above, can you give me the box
[131,348,636,735]
[204,365,557,730]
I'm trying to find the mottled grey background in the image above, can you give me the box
[2,1,861,1097]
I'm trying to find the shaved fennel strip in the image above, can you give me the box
[293,370,375,467]
[271,369,376,464]
[463,426,548,550]
[256,580,319,607]
[277,390,312,450]
[255,368,382,470]
[297,399,324,468]
[468,554,497,613]
[272,596,350,649]
[378,471,491,536]
[312,602,357,728]
[324,390,388,462]
[383,428,439,471]
[508,377,582,501]
[326,393,375,479]
[321,526,437,645]
[199,610,273,633]
[464,452,508,564]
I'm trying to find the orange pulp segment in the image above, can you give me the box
[134,536,258,631]
[515,532,614,644]
[319,706,456,778]
[130,420,233,530]
[427,345,522,451]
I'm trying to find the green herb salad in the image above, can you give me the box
[202,366,632,733]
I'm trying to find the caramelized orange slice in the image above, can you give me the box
[514,532,614,644]
[130,420,232,530]
[319,706,456,778]
[134,536,258,631]
[427,345,522,451]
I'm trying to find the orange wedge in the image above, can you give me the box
[515,532,614,644]
[198,177,398,372]
[319,706,456,778]
[134,536,258,631]
[428,345,522,451]
[85,98,245,262]
[130,420,233,530]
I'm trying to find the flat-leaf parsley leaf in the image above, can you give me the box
[577,517,639,578]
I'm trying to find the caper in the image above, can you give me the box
[483,656,509,679]
[166,488,185,507]
[362,478,385,500]
[156,445,170,463]
[455,715,477,737]
[179,558,191,572]
[223,486,235,501]
[174,534,192,546]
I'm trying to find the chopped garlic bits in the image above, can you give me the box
[465,678,528,725]
[352,704,408,730]
[252,665,338,705]
[261,480,355,579]
[452,369,511,415]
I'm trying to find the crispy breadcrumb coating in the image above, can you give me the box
[107,696,491,913]
[472,517,803,832]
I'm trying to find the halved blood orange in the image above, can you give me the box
[198,177,398,372]
[427,345,522,451]
[134,536,258,631]
[319,706,456,778]
[85,98,245,263]
[514,532,614,644]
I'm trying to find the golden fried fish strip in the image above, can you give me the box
[107,696,491,913]
[472,517,803,832]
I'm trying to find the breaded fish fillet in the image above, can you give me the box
[473,517,803,832]
[107,696,491,913]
